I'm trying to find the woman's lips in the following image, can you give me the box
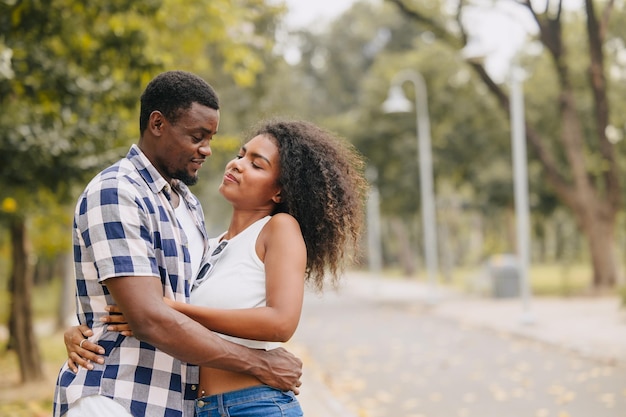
[224,173,238,183]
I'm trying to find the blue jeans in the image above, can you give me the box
[194,385,303,417]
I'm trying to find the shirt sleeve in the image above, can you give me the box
[75,178,159,282]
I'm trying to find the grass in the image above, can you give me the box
[0,278,68,417]
[369,262,598,297]
[0,330,67,417]
[528,262,595,296]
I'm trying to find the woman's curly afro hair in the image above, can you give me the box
[248,118,368,291]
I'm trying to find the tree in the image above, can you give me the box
[388,0,625,289]
[283,2,521,272]
[0,0,162,383]
[0,0,286,383]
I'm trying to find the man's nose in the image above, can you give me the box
[199,141,212,156]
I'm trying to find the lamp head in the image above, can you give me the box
[382,85,412,113]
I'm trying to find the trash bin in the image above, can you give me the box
[487,254,520,298]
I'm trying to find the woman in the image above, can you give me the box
[64,119,368,416]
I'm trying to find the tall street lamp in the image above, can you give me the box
[509,63,535,324]
[366,166,383,276]
[463,44,535,324]
[383,69,439,302]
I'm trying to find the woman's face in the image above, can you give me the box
[219,134,282,210]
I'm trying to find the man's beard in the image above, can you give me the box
[173,170,198,186]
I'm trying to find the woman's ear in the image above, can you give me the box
[271,191,282,204]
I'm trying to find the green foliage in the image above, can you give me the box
[145,0,284,87]
[260,0,626,274]
[0,0,287,262]
[250,1,525,263]
[30,192,73,259]
[291,1,423,118]
[0,0,162,210]
[0,0,285,211]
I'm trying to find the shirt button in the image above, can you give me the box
[191,385,197,390]
[197,400,205,407]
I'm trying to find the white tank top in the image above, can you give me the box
[190,216,279,351]
[175,200,204,282]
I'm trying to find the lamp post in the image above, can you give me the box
[383,69,439,302]
[463,44,535,324]
[366,166,383,276]
[509,64,535,324]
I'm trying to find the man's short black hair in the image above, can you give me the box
[139,70,219,135]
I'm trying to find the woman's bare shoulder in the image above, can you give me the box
[262,213,302,241]
[267,212,299,228]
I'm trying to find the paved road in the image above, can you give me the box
[292,282,626,417]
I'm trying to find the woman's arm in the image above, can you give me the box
[167,214,306,342]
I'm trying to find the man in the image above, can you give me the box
[54,71,302,417]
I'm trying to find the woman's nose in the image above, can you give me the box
[227,157,242,171]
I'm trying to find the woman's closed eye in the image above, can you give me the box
[235,154,262,169]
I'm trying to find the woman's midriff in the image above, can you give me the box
[199,367,263,396]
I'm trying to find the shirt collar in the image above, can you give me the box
[126,144,199,209]
[172,179,201,211]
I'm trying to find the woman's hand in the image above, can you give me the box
[64,305,135,373]
[100,305,134,336]
[163,297,176,308]
[64,325,105,373]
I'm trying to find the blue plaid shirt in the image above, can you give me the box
[54,145,208,417]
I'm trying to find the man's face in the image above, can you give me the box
[154,102,220,185]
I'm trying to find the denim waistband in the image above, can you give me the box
[195,385,292,409]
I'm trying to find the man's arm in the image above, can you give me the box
[105,275,302,392]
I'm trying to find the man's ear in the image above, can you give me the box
[149,111,165,135]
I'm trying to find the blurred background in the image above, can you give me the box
[1,0,626,415]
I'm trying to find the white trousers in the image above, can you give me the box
[67,395,133,417]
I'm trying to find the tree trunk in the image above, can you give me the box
[579,208,619,290]
[7,216,44,382]
[56,251,76,330]
[438,216,453,283]
[391,217,416,277]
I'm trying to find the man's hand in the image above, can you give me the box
[256,347,303,394]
